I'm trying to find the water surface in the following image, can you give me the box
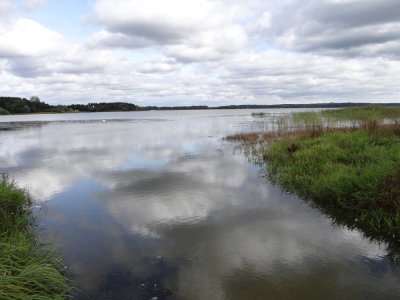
[1,110,399,299]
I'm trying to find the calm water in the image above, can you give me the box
[1,110,399,300]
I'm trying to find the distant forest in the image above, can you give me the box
[1,96,400,115]
[0,97,140,114]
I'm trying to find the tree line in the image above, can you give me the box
[1,96,400,115]
[0,97,140,114]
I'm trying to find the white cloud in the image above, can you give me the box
[90,0,248,63]
[0,17,120,80]
[0,1,400,105]
[93,0,225,43]
[165,25,247,63]
[0,18,64,57]
[136,58,181,74]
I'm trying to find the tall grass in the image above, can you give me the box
[0,176,69,299]
[321,105,400,121]
[272,106,400,132]
[228,106,400,244]
[263,126,400,236]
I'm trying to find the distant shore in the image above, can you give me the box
[1,96,400,115]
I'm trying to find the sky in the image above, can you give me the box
[0,0,400,106]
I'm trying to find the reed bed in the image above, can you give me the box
[227,106,400,239]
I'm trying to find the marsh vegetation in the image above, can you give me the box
[228,106,400,249]
[0,176,69,299]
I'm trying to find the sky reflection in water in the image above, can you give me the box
[1,110,400,300]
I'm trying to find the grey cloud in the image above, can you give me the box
[218,51,400,102]
[2,1,400,105]
[4,55,107,78]
[54,64,105,75]
[88,30,156,49]
[6,57,49,77]
[90,0,247,63]
[268,0,400,58]
[92,0,207,48]
[105,21,187,45]
[166,46,227,63]
[311,0,400,28]
[53,52,112,75]
[3,47,400,106]
[298,27,400,50]
[91,0,400,61]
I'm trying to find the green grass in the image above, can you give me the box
[0,176,69,299]
[262,125,400,236]
[228,106,400,245]
[0,107,10,115]
[321,105,400,121]
[274,106,400,132]
[292,111,321,124]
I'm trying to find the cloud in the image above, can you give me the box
[165,25,247,63]
[0,18,118,79]
[6,56,49,77]
[20,0,47,11]
[88,30,155,49]
[90,0,247,63]
[0,18,64,58]
[136,58,182,74]
[267,0,400,58]
[220,50,400,102]
[0,0,13,18]
[93,0,224,44]
[1,1,400,105]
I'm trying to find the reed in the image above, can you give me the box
[228,106,400,237]
[0,176,69,299]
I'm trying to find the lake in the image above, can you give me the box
[1,109,399,299]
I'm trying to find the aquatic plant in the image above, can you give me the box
[226,106,400,250]
[321,105,400,121]
[270,106,400,133]
[251,112,267,117]
[0,176,69,299]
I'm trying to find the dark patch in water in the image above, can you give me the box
[74,258,175,300]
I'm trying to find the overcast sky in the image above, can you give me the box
[0,0,400,106]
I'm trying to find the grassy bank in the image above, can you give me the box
[228,106,400,240]
[0,176,69,299]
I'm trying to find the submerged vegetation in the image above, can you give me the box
[290,105,400,127]
[251,112,266,117]
[228,106,400,248]
[0,176,69,299]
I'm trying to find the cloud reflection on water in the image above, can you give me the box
[1,111,400,299]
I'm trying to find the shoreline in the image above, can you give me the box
[0,176,69,299]
[2,95,400,116]
[226,106,400,256]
